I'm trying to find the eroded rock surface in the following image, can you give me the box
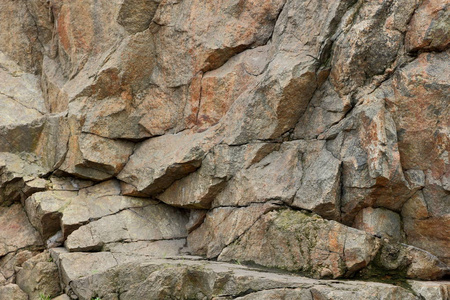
[0,0,449,298]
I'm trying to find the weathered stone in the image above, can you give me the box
[103,239,186,257]
[353,207,404,242]
[293,80,351,139]
[151,0,285,87]
[197,46,271,130]
[117,0,160,34]
[405,245,450,280]
[59,130,134,181]
[25,180,152,240]
[233,289,312,300]
[408,281,450,300]
[25,190,76,240]
[309,283,418,300]
[48,176,94,191]
[65,204,188,252]
[211,208,447,280]
[320,97,413,224]
[22,178,48,197]
[188,202,280,259]
[0,284,28,300]
[52,253,431,300]
[361,242,449,281]
[0,250,40,285]
[212,142,302,208]
[0,114,70,172]
[118,130,217,195]
[330,0,420,95]
[406,0,450,52]
[52,0,124,79]
[403,215,450,266]
[16,251,61,300]
[33,114,71,171]
[0,1,42,72]
[0,0,449,295]
[388,52,449,173]
[387,51,450,263]
[159,143,277,209]
[0,53,46,127]
[219,57,318,145]
[186,210,207,233]
[39,51,68,113]
[216,209,381,278]
[0,153,46,205]
[0,204,42,257]
[55,251,120,287]
[292,142,342,220]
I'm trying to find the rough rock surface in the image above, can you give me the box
[50,251,450,300]
[0,0,449,299]
[16,251,61,300]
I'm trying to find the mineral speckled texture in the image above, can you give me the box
[0,0,449,299]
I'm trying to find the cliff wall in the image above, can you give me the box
[0,0,449,299]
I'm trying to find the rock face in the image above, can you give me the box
[0,0,449,299]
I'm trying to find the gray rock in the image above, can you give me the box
[65,204,188,252]
[159,143,277,209]
[16,251,61,300]
[0,284,28,300]
[25,180,153,240]
[51,253,438,300]
[0,204,42,257]
[408,281,450,300]
[353,207,404,242]
[59,132,134,181]
[118,131,218,195]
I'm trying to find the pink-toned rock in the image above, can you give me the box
[0,1,42,72]
[406,0,450,52]
[52,0,124,78]
[330,0,420,95]
[151,0,286,87]
[159,143,277,209]
[0,204,42,257]
[214,209,448,280]
[197,46,271,130]
[218,0,360,145]
[403,215,450,266]
[388,52,449,174]
[215,209,383,279]
[320,97,413,224]
[0,0,449,294]
[387,51,450,263]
